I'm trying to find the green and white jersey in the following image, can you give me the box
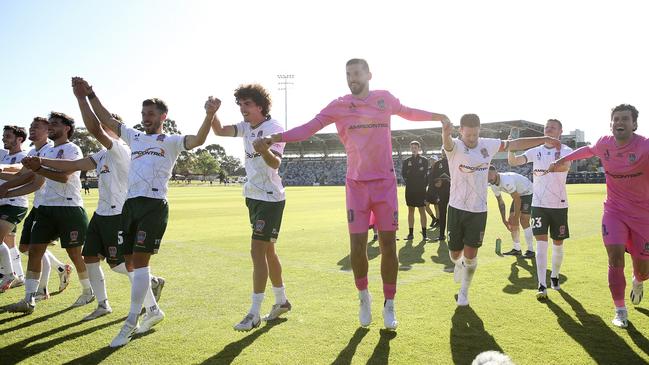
[490,172,533,197]
[40,142,83,207]
[119,124,187,200]
[27,142,53,208]
[89,138,130,216]
[0,150,29,207]
[524,144,573,209]
[234,118,285,202]
[446,137,502,213]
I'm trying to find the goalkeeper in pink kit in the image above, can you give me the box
[552,104,649,328]
[260,59,449,329]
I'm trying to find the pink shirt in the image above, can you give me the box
[282,90,433,181]
[563,134,649,217]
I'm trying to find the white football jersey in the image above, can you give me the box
[524,144,573,209]
[90,138,131,215]
[39,142,83,207]
[490,172,533,197]
[234,118,286,202]
[120,124,186,200]
[446,137,502,213]
[0,150,29,207]
[27,142,53,208]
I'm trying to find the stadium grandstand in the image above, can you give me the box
[279,120,602,186]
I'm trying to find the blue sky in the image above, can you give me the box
[2,0,648,159]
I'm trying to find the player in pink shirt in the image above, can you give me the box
[261,59,449,330]
[552,104,649,328]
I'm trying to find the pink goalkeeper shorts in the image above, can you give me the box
[602,211,649,260]
[345,178,398,234]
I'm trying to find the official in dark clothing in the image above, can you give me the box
[401,141,429,240]
[426,152,450,241]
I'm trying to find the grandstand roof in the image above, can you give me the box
[284,120,544,156]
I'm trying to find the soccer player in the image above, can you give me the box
[261,58,450,329]
[442,114,560,306]
[211,84,292,331]
[426,152,450,241]
[0,118,71,296]
[509,119,572,299]
[487,167,535,258]
[401,141,429,241]
[0,126,28,291]
[72,78,213,346]
[0,112,93,313]
[550,104,649,327]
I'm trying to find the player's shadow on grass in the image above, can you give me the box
[337,241,381,272]
[545,290,647,363]
[0,306,75,336]
[430,239,453,273]
[200,318,288,365]
[502,256,567,294]
[450,306,504,365]
[367,329,397,365]
[331,327,370,365]
[62,329,156,365]
[1,316,124,365]
[398,239,427,271]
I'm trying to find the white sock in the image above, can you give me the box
[39,254,51,291]
[0,243,13,276]
[524,227,534,251]
[461,257,478,291]
[449,253,462,266]
[78,270,92,293]
[272,285,287,305]
[10,247,24,279]
[45,250,66,272]
[24,271,40,304]
[249,292,265,316]
[511,230,521,250]
[86,262,107,303]
[110,263,129,275]
[551,244,564,278]
[128,267,151,324]
[142,285,159,313]
[536,240,549,288]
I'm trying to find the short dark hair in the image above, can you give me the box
[611,104,639,125]
[32,116,49,125]
[234,84,272,117]
[346,58,370,72]
[547,119,562,129]
[460,114,480,128]
[410,140,421,147]
[3,125,27,143]
[49,111,75,138]
[142,98,168,114]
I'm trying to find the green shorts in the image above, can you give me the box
[531,207,570,241]
[121,197,168,255]
[246,198,285,243]
[19,207,37,245]
[30,206,89,248]
[0,204,27,231]
[447,205,487,251]
[509,194,533,215]
[83,213,125,265]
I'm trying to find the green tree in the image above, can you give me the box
[173,150,196,179]
[220,155,242,176]
[71,127,103,156]
[194,150,220,180]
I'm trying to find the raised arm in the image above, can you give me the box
[506,136,560,152]
[549,146,594,172]
[508,151,528,166]
[397,106,449,123]
[72,77,113,149]
[268,117,329,144]
[442,120,455,152]
[207,97,236,137]
[185,96,221,150]
[73,78,122,136]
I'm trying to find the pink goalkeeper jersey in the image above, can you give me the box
[563,134,649,217]
[281,90,433,181]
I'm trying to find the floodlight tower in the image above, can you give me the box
[277,74,295,130]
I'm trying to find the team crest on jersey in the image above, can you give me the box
[254,220,266,233]
[480,148,489,158]
[377,99,385,110]
[257,130,263,137]
[56,149,64,159]
[108,246,117,258]
[10,157,16,164]
[628,153,636,163]
[555,151,561,160]
[644,242,649,253]
[604,149,610,161]
[347,209,354,223]
[349,102,357,112]
[70,231,79,242]
[157,134,166,142]
[137,230,147,244]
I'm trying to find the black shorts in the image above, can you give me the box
[30,206,89,248]
[509,194,533,215]
[447,206,487,251]
[405,186,427,207]
[83,213,125,265]
[531,207,569,241]
[426,188,449,205]
[246,198,285,242]
[121,197,168,255]
[19,207,37,246]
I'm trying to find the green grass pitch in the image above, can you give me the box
[1,184,648,364]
